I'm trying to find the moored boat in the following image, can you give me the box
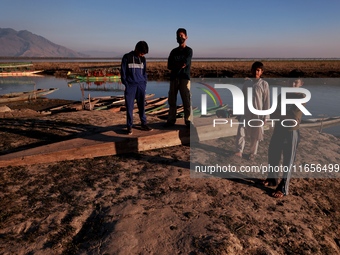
[156,106,198,120]
[93,93,156,111]
[148,105,184,116]
[73,75,121,82]
[118,97,168,112]
[0,62,44,77]
[193,104,229,117]
[67,66,121,82]
[300,116,340,128]
[0,88,59,103]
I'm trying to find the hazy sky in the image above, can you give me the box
[1,0,340,58]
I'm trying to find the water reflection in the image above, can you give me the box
[67,79,125,92]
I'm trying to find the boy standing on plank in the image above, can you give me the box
[165,28,193,127]
[121,41,152,135]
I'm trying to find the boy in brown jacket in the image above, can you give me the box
[263,78,305,198]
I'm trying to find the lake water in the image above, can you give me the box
[1,76,339,136]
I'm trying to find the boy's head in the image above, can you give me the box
[251,61,264,79]
[176,28,188,45]
[292,78,304,87]
[135,41,149,57]
[176,28,187,36]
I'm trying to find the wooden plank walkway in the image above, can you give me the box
[0,117,241,168]
[0,121,189,168]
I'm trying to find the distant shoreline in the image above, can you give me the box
[1,57,340,62]
[28,59,340,79]
[1,58,338,78]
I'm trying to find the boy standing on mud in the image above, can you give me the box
[234,61,270,160]
[164,28,193,127]
[263,78,305,198]
[120,41,152,135]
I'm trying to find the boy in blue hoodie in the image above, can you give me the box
[120,41,152,135]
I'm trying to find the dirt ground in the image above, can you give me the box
[0,97,339,254]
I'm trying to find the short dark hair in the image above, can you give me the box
[135,41,149,54]
[251,61,264,71]
[289,69,304,78]
[176,28,187,36]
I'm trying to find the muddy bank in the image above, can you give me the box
[0,105,339,254]
[1,61,340,254]
[33,60,340,79]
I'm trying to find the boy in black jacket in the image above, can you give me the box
[165,28,193,127]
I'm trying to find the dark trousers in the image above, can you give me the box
[124,84,147,128]
[167,79,191,124]
[267,129,300,195]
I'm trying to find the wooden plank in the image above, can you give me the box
[0,121,190,168]
[0,117,273,168]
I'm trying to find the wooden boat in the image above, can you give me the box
[92,95,124,101]
[145,97,168,106]
[193,104,229,117]
[67,66,121,82]
[48,98,103,112]
[0,79,35,85]
[93,99,126,110]
[300,116,340,128]
[156,106,199,120]
[140,97,168,114]
[118,97,168,112]
[0,62,44,77]
[93,93,155,111]
[144,103,167,114]
[75,75,121,82]
[148,105,184,116]
[48,94,162,113]
[0,88,58,103]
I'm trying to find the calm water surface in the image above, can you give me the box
[1,76,339,136]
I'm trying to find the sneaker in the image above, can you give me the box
[249,154,256,160]
[141,124,153,131]
[127,127,133,135]
[234,152,242,158]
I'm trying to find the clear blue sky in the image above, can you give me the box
[1,0,340,58]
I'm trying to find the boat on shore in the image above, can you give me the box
[94,94,156,111]
[70,75,121,82]
[48,94,159,112]
[193,104,229,117]
[300,116,340,128]
[0,79,36,85]
[0,88,59,103]
[148,105,184,116]
[154,106,202,120]
[67,66,121,82]
[0,62,44,77]
[144,97,168,113]
[118,97,168,113]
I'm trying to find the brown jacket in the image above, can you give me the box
[270,92,305,131]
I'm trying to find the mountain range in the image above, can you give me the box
[0,28,101,58]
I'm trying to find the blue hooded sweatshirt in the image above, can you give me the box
[120,51,147,87]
